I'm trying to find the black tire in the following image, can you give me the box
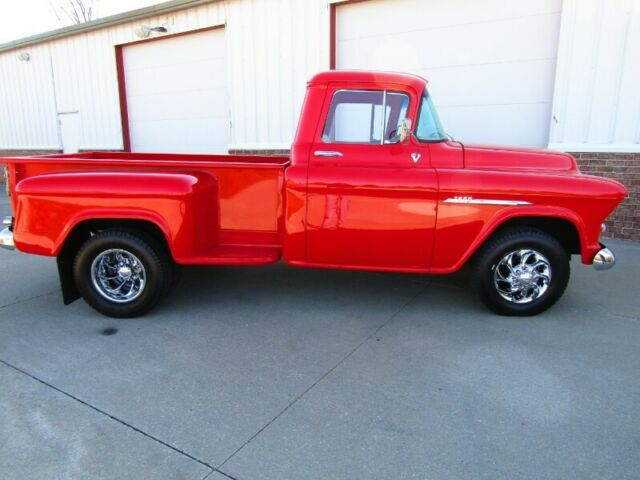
[73,230,173,318]
[473,228,570,316]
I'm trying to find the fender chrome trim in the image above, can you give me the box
[443,197,532,206]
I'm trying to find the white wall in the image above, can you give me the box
[549,0,640,152]
[224,0,329,150]
[0,42,59,149]
[1,0,639,153]
[0,0,329,151]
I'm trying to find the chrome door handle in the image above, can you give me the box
[314,150,343,157]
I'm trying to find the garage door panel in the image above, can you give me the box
[127,89,227,122]
[123,28,229,154]
[123,32,226,68]
[338,0,560,40]
[417,14,560,68]
[426,59,558,107]
[337,0,560,40]
[130,119,187,148]
[336,0,561,146]
[184,117,229,145]
[439,103,552,146]
[339,13,560,69]
[130,117,228,153]
[125,59,227,96]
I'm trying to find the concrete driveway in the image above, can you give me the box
[1,191,639,480]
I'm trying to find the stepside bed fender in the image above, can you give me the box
[13,170,219,260]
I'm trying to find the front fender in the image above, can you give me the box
[13,170,218,260]
[430,205,589,273]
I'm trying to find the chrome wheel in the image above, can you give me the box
[91,249,146,303]
[493,249,551,304]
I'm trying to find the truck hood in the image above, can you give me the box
[462,143,578,173]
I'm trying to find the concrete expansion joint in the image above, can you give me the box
[0,290,60,310]
[218,289,424,469]
[612,312,640,321]
[0,357,238,480]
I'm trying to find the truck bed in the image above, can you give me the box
[3,151,290,265]
[21,151,289,167]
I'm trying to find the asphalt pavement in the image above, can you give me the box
[1,191,639,480]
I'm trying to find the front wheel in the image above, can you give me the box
[473,228,570,316]
[73,230,173,318]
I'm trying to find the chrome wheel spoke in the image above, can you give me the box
[520,250,535,265]
[493,248,552,304]
[533,272,550,284]
[110,278,129,293]
[495,267,511,282]
[102,274,121,280]
[91,249,146,303]
[531,260,547,270]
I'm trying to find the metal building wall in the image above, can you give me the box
[0,42,59,149]
[549,0,640,153]
[0,0,329,152]
[2,0,639,153]
[225,0,329,150]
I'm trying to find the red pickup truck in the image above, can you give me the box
[1,71,626,318]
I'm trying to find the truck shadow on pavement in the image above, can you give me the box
[165,261,478,324]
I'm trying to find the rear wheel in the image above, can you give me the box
[73,230,173,318]
[473,228,570,316]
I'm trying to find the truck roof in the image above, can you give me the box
[308,70,428,91]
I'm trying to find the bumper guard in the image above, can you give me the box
[0,216,14,250]
[593,246,615,271]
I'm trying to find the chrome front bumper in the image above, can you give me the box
[593,246,615,271]
[0,216,14,250]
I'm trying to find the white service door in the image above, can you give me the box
[58,112,81,154]
[123,28,229,153]
[336,0,562,147]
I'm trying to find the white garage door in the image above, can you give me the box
[336,0,561,147]
[123,28,229,153]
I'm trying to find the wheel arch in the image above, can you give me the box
[484,216,581,256]
[461,211,585,270]
[56,217,172,305]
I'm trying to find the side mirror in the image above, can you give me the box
[399,118,412,144]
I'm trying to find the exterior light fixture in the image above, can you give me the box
[17,52,31,62]
[134,25,168,39]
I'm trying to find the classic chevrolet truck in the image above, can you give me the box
[0,71,626,318]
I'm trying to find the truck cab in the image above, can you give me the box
[285,71,442,271]
[285,71,623,276]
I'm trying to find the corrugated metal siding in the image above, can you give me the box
[0,0,327,151]
[224,0,329,150]
[0,43,59,148]
[549,0,640,152]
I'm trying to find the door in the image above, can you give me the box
[334,0,562,147]
[58,111,81,154]
[122,28,229,153]
[306,87,437,270]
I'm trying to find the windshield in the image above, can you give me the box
[416,91,447,142]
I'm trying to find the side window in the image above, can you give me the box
[322,90,410,144]
[416,92,446,142]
